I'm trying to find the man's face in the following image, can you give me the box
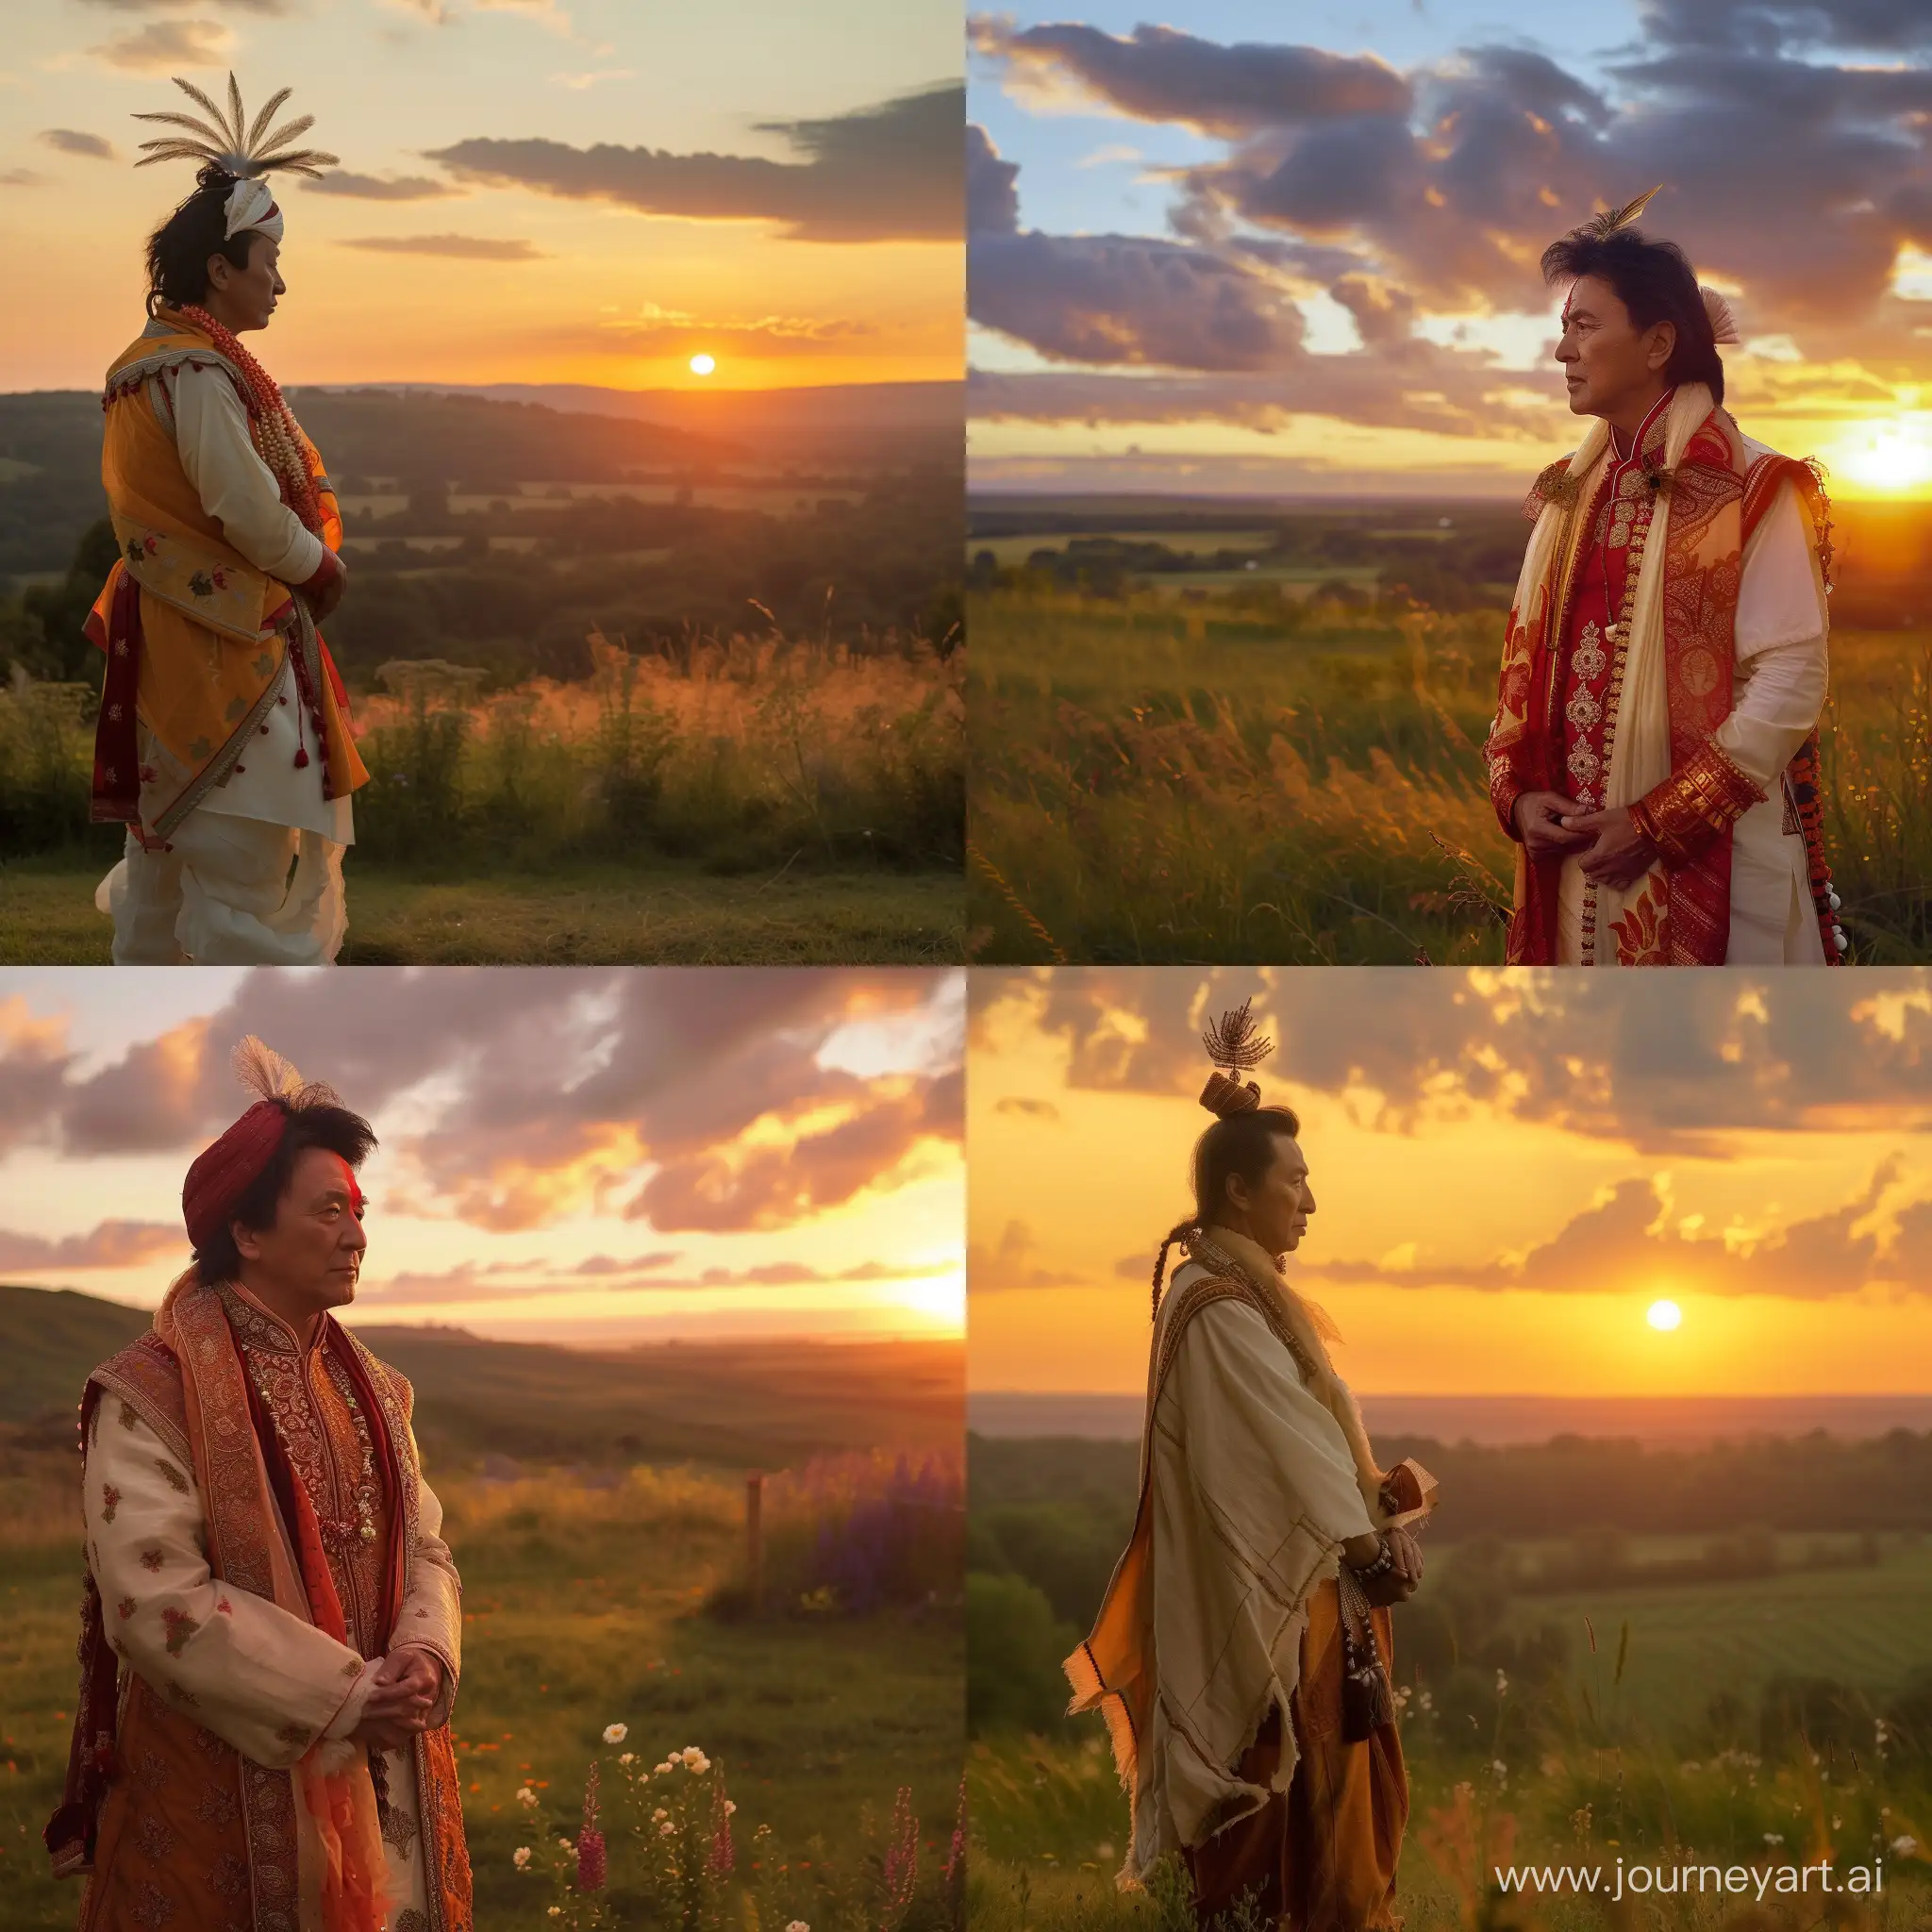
[1555,274,1673,421]
[1229,1133,1317,1257]
[205,232,285,331]
[231,1146,366,1316]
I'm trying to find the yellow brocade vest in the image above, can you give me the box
[89,309,368,839]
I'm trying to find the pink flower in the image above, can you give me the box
[577,1761,607,1893]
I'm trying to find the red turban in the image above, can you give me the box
[180,1037,346,1253]
[181,1098,290,1251]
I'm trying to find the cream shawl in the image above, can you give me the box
[1065,1227,1391,1886]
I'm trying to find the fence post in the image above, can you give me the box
[745,1472,764,1616]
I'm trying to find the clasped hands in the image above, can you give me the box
[1513,789,1657,890]
[347,1645,443,1753]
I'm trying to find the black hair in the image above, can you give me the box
[193,1103,377,1284]
[1541,225,1724,407]
[144,163,260,316]
[1151,1103,1303,1315]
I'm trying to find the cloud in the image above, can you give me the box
[971,19,1410,137]
[969,13,1932,417]
[91,18,237,69]
[0,170,50,189]
[40,129,117,160]
[308,173,463,202]
[981,968,1932,1153]
[6,969,962,1236]
[339,234,547,260]
[967,124,1019,235]
[425,83,962,242]
[968,1217,1088,1291]
[76,0,289,10]
[358,1251,953,1305]
[0,1220,181,1273]
[568,305,874,356]
[1307,1163,1915,1301]
[992,1095,1060,1121]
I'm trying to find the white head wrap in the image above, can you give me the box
[224,175,284,243]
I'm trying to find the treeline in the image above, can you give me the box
[970,1426,1932,1544]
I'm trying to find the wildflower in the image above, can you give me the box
[653,1807,669,1822]
[1495,1669,1508,1696]
[578,1762,608,1894]
[883,1786,919,1917]
[1491,1759,1507,1783]
[514,1847,531,1871]
[558,1839,575,1852]
[1892,1835,1920,1857]
[619,1753,635,1766]
[787,1922,810,1932]
[659,1822,675,1838]
[708,1770,736,1876]
[1417,1690,1433,1712]
[604,1723,628,1745]
[1833,1816,1843,1831]
[1765,1833,1784,1847]
[654,1759,674,1774]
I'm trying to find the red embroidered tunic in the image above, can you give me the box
[1555,387,1674,814]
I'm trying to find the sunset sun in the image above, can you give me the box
[1647,1298,1683,1332]
[689,353,717,376]
[1834,417,1932,494]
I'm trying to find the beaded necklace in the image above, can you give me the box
[252,1351,380,1554]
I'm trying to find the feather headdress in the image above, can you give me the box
[1581,183,1664,239]
[133,72,338,180]
[231,1035,341,1111]
[1199,997,1274,1118]
[1701,286,1740,346]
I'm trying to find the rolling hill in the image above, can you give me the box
[0,1284,961,1469]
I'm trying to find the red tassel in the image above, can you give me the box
[293,748,309,768]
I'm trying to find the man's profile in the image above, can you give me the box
[45,1037,472,1931]
[88,73,367,965]
[1484,186,1846,967]
[1067,1001,1428,1932]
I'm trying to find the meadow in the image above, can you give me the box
[0,1408,964,1929]
[965,501,1932,966]
[0,624,965,964]
[967,1433,1932,1931]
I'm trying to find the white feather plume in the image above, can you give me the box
[231,1035,341,1109]
[133,71,339,180]
[1700,285,1740,346]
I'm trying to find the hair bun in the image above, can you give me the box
[1200,1070,1261,1118]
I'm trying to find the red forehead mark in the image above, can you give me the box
[330,1155,364,1213]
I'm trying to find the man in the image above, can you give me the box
[46,1037,473,1932]
[88,73,367,964]
[1068,1005,1424,1931]
[1483,188,1846,966]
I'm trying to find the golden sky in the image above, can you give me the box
[970,968,1932,1395]
[967,8,1932,499]
[0,0,960,391]
[0,966,963,1342]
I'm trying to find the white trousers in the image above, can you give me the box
[96,811,348,965]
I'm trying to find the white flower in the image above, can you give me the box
[1418,1690,1433,1712]
[653,1808,668,1822]
[680,1746,707,1770]
[604,1723,628,1744]
[1833,1816,1843,1831]
[1491,1759,1507,1782]
[659,1822,676,1838]
[1495,1670,1508,1695]
[1765,1833,1784,1847]
[1892,1835,1920,1857]
[620,1753,635,1766]
[516,1787,538,1808]
[724,1800,737,1814]
[654,1760,674,1775]
[559,1838,575,1852]
[514,1847,532,1870]
[787,1922,810,1932]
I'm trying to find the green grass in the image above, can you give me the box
[0,857,964,964]
[0,1462,963,1931]
[967,587,1932,965]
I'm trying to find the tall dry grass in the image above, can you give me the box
[967,587,1932,964]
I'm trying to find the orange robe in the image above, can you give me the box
[1184,1578,1407,1932]
[87,308,367,842]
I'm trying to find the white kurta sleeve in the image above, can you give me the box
[1716,478,1829,791]
[1161,1299,1377,1548]
[389,1457,462,1729]
[165,361,325,586]
[86,1399,377,1768]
